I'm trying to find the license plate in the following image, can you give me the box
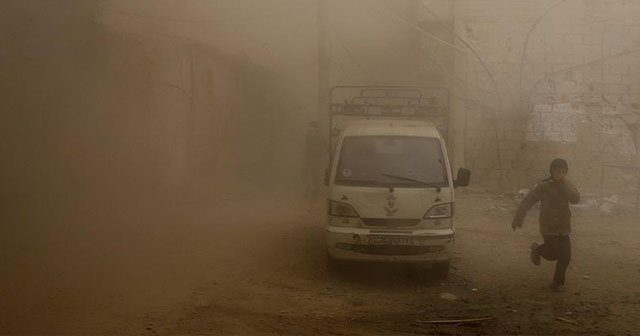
[368,235,425,246]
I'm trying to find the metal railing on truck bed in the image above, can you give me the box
[328,86,450,163]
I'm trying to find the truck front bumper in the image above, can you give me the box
[325,226,454,263]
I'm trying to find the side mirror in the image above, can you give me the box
[454,168,471,188]
[324,168,330,186]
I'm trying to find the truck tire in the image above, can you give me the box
[433,260,450,279]
[327,255,344,273]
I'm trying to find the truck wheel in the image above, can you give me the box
[433,260,450,279]
[327,255,344,273]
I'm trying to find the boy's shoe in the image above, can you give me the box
[530,242,541,266]
[549,282,565,292]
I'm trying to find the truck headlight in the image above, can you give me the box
[328,201,360,218]
[423,203,453,219]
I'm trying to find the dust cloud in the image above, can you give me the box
[0,0,319,333]
[2,0,640,335]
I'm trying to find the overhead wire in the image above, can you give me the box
[370,1,502,108]
[418,0,502,110]
[526,47,640,104]
[518,0,567,111]
[417,0,505,189]
[371,3,470,55]
[321,9,380,85]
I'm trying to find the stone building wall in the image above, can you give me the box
[112,38,287,199]
[100,0,319,198]
[453,0,640,194]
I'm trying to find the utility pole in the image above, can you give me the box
[317,0,331,129]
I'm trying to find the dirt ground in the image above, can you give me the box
[2,188,640,335]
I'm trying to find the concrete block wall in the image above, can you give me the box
[453,0,640,194]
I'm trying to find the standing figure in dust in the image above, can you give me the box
[303,121,324,201]
[511,158,580,292]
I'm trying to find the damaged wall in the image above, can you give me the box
[453,0,640,194]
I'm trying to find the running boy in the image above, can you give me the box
[512,158,580,292]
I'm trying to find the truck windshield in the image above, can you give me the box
[334,136,448,188]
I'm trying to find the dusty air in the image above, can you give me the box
[1,0,639,334]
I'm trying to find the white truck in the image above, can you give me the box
[324,86,470,278]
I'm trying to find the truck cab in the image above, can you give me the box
[324,86,470,278]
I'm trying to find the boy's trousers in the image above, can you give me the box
[538,234,571,285]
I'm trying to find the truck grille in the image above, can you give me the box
[361,218,420,227]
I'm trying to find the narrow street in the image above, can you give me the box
[159,191,639,335]
[3,1,640,335]
[5,190,637,335]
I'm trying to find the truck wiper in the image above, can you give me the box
[335,178,390,188]
[381,173,442,191]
